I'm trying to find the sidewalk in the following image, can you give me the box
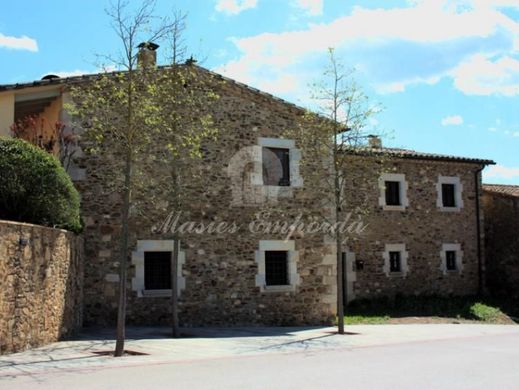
[1,324,518,380]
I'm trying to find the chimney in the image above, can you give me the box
[137,41,159,69]
[368,135,382,148]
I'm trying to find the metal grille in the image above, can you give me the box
[265,251,289,286]
[446,250,457,271]
[389,251,401,273]
[144,251,171,290]
[442,184,456,207]
[385,181,401,206]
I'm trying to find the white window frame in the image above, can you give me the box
[382,243,409,277]
[378,173,409,211]
[255,240,300,293]
[251,137,303,192]
[440,243,464,275]
[436,175,463,212]
[131,240,186,298]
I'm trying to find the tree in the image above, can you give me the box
[287,48,381,334]
[68,0,216,356]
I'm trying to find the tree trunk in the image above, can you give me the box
[115,67,134,357]
[171,237,180,338]
[114,153,132,357]
[336,232,345,334]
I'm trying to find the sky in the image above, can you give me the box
[1,0,519,184]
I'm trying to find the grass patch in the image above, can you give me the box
[340,295,517,325]
[344,315,389,325]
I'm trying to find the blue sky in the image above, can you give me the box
[1,0,519,183]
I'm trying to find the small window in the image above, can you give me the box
[385,181,401,206]
[144,251,171,290]
[442,183,456,208]
[440,244,462,275]
[446,250,457,271]
[262,147,290,186]
[389,251,401,273]
[265,250,289,286]
[379,174,408,211]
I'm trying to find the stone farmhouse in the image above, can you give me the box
[0,45,495,327]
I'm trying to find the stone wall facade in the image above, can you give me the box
[0,220,83,354]
[483,190,519,298]
[76,68,337,327]
[341,156,484,301]
[71,66,486,327]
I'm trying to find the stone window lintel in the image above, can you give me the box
[382,243,409,277]
[131,240,186,298]
[440,243,464,275]
[378,173,409,211]
[436,175,464,212]
[255,240,300,293]
[255,137,303,188]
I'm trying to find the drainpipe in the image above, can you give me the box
[475,166,484,297]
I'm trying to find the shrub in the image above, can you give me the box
[0,137,82,233]
[469,302,503,322]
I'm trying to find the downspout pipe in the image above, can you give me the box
[475,166,484,297]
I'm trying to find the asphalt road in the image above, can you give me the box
[1,328,518,389]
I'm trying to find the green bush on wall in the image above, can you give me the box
[0,137,82,233]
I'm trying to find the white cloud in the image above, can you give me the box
[215,0,258,15]
[369,117,380,126]
[0,33,38,52]
[409,0,519,11]
[291,0,323,16]
[470,0,519,9]
[258,74,300,95]
[377,82,406,94]
[489,127,498,132]
[229,1,517,59]
[41,66,116,79]
[441,115,464,126]
[216,0,519,100]
[40,70,92,78]
[376,75,441,94]
[485,164,519,179]
[450,54,519,96]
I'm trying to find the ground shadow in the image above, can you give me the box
[78,325,336,341]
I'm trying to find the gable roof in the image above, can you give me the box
[483,184,519,198]
[0,64,307,113]
[0,64,496,166]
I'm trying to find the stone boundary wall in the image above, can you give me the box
[483,192,519,298]
[0,220,83,354]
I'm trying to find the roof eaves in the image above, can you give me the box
[346,147,495,165]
